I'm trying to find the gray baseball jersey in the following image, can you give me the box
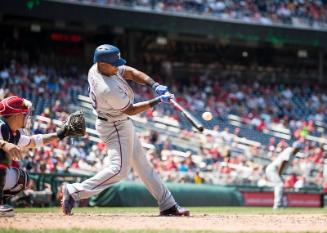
[65,64,176,211]
[269,147,293,169]
[265,147,293,209]
[87,65,133,121]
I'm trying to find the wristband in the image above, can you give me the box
[57,129,66,140]
[145,78,156,88]
[151,82,159,90]
[33,134,44,147]
[148,97,161,107]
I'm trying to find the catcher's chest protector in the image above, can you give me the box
[0,120,21,165]
[0,120,23,204]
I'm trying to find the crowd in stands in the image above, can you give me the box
[0,52,326,192]
[132,70,327,139]
[66,0,327,29]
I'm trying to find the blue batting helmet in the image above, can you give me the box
[93,44,126,66]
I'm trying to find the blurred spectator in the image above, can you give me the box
[177,160,189,173]
[284,173,298,189]
[294,176,306,190]
[193,171,205,184]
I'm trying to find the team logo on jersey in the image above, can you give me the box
[117,85,127,98]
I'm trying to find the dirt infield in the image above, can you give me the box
[1,213,327,232]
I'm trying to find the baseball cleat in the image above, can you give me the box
[160,204,190,216]
[0,204,15,217]
[61,183,75,215]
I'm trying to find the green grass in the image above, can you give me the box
[13,206,327,215]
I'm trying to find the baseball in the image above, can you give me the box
[202,111,213,121]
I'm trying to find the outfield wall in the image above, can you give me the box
[29,173,324,207]
[89,181,243,207]
[88,182,323,207]
[242,191,322,207]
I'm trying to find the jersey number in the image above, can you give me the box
[88,87,97,109]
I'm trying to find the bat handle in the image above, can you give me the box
[170,98,179,108]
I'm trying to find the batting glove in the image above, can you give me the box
[160,92,174,104]
[152,82,168,96]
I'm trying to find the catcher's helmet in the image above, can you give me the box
[93,44,126,67]
[0,96,32,116]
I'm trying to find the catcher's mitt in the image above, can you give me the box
[57,111,86,140]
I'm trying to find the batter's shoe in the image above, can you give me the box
[0,204,15,217]
[61,183,75,215]
[160,204,190,216]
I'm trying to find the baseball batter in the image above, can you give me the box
[265,141,302,209]
[61,44,190,216]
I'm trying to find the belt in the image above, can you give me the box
[98,116,108,121]
[98,116,129,122]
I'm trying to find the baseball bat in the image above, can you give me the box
[170,99,204,133]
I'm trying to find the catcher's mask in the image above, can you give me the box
[0,96,33,129]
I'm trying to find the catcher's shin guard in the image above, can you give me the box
[3,168,30,198]
[0,167,7,205]
[0,166,6,205]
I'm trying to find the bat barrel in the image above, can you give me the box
[170,99,204,132]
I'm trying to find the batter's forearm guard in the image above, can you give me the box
[151,82,159,90]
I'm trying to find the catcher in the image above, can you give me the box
[0,96,85,217]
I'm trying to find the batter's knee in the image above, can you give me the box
[110,163,129,180]
[117,169,129,179]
